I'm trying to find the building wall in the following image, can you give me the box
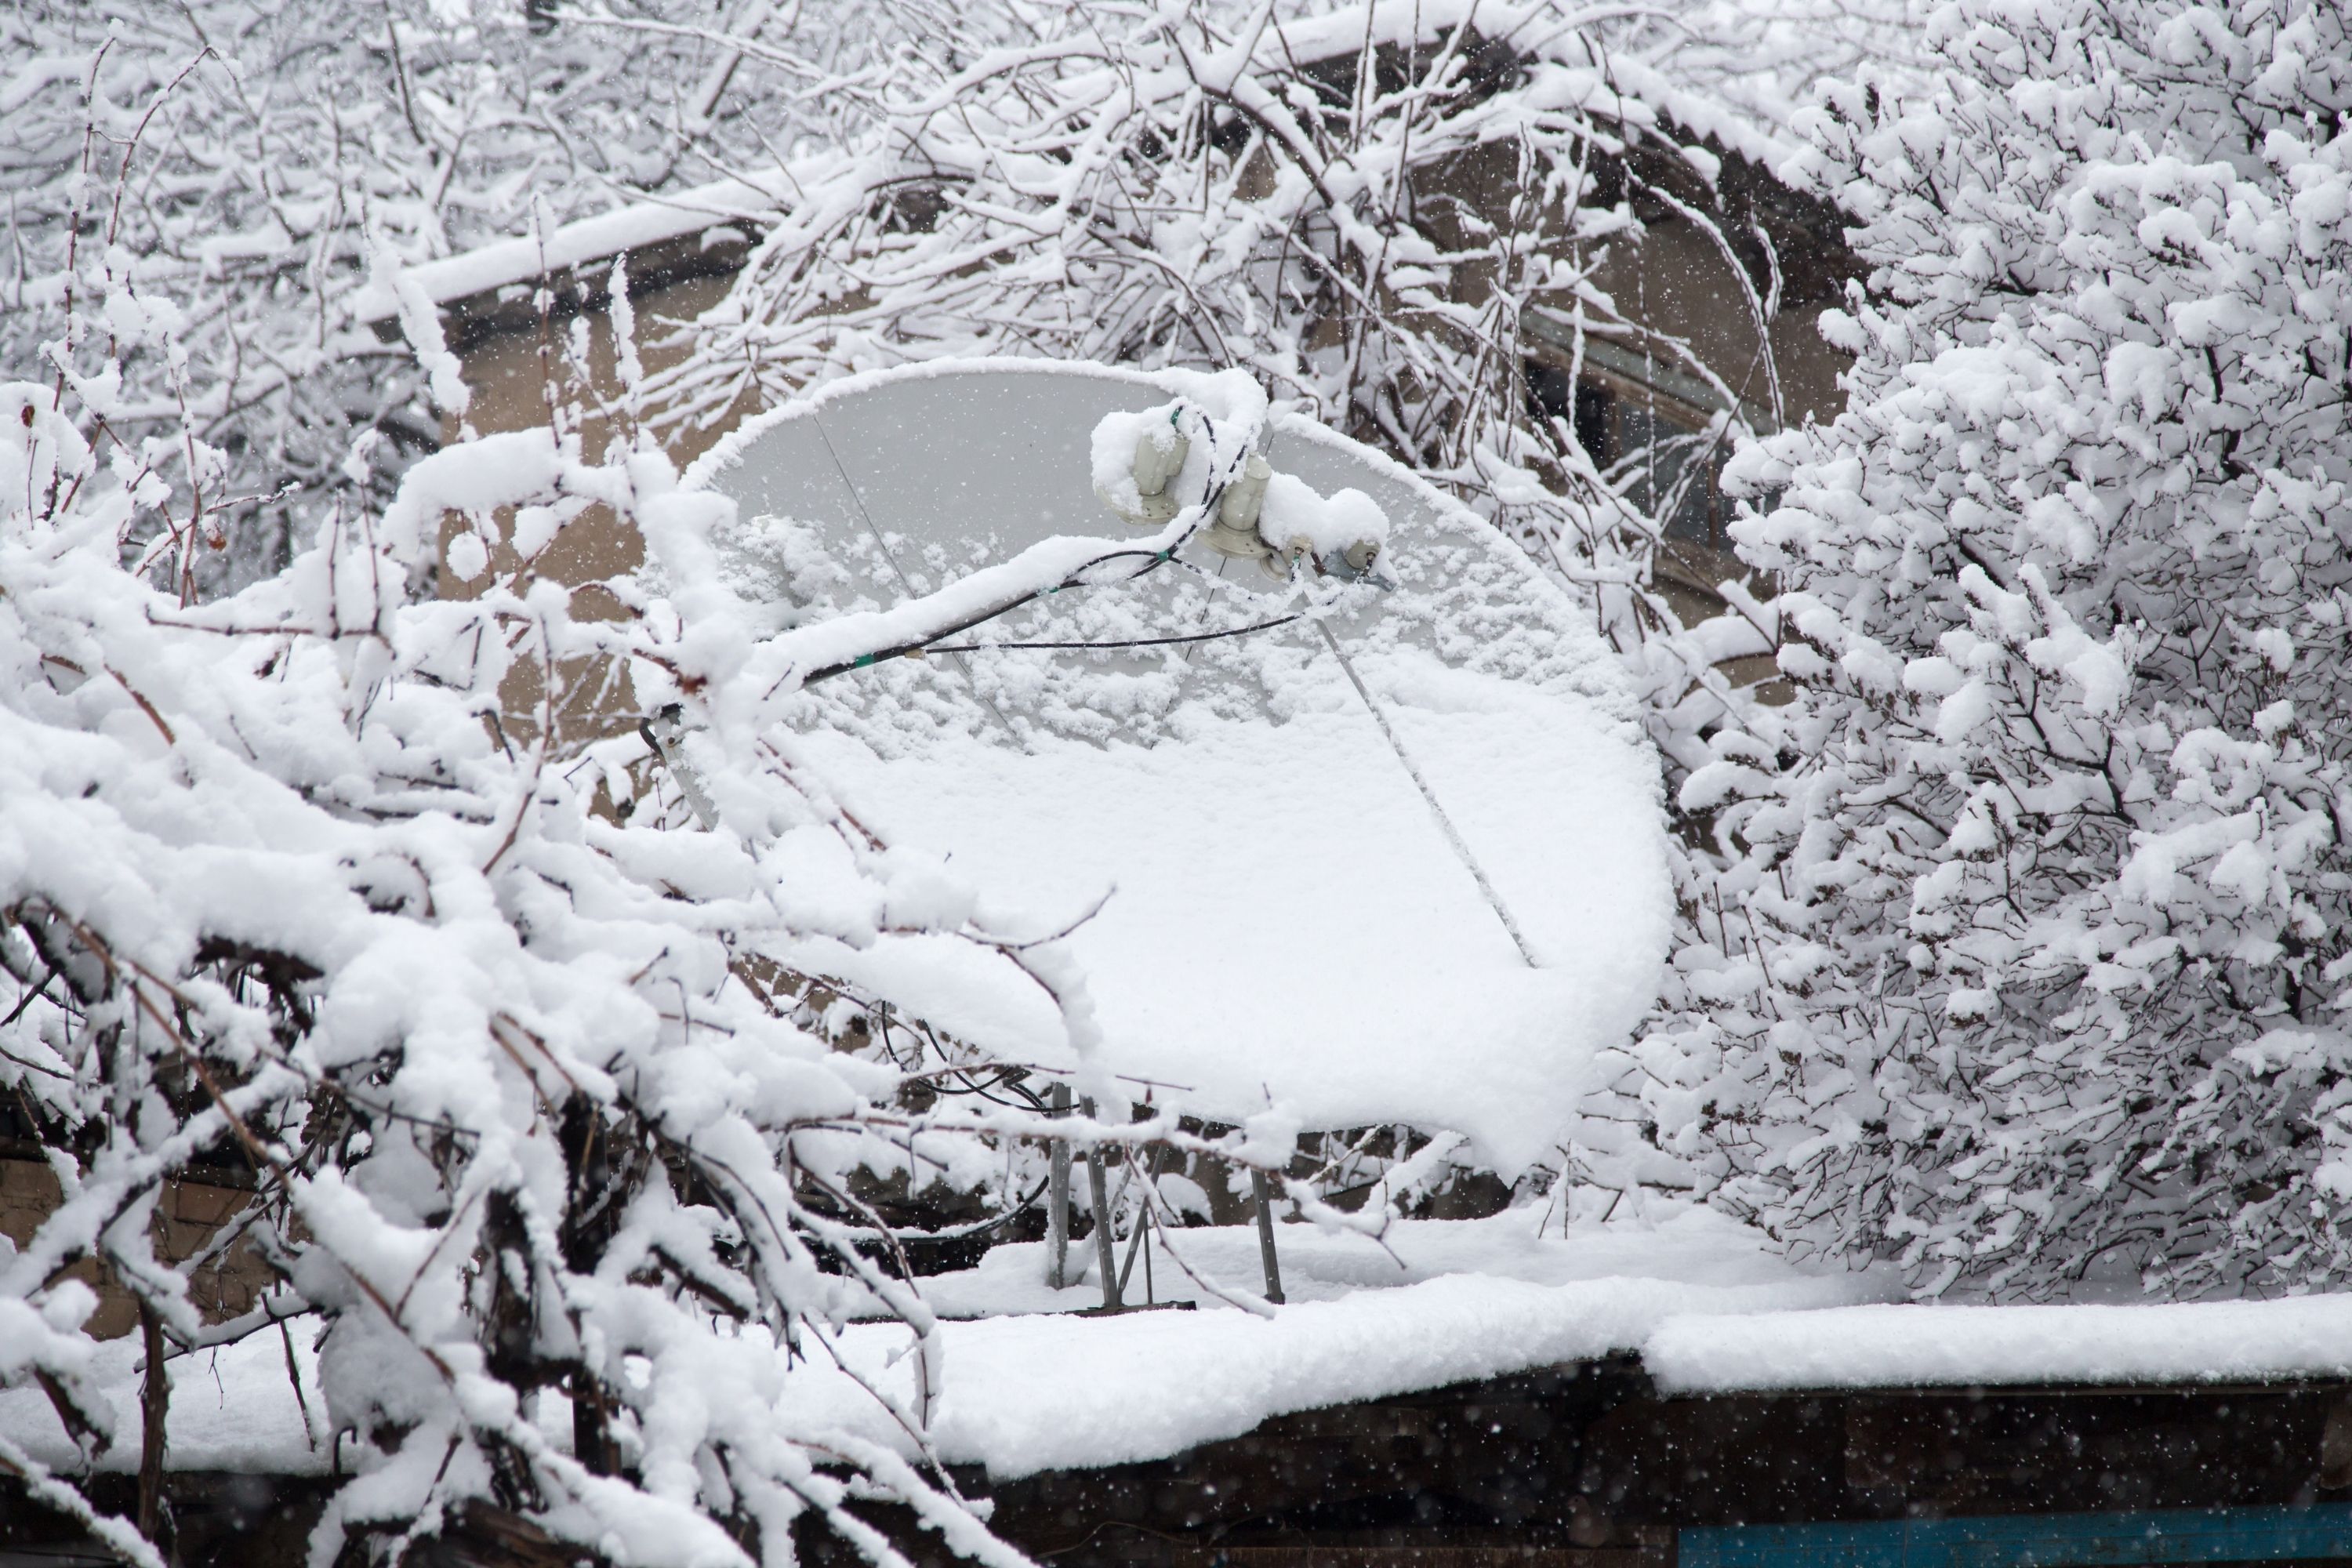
[0,1157,273,1339]
[437,268,751,752]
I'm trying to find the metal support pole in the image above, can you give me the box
[1251,1169,1287,1305]
[1117,1147,1163,1304]
[1046,1083,1072,1289]
[1083,1099,1123,1312]
[1316,619,1538,967]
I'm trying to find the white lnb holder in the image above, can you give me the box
[1128,422,1190,524]
[1205,452,1275,563]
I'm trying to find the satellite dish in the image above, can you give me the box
[687,360,1668,1174]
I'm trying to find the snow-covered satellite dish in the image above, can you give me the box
[688,361,1668,1173]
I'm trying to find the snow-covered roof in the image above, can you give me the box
[14,1206,2350,1483]
[779,1217,2352,1479]
[353,0,1913,325]
[349,168,791,326]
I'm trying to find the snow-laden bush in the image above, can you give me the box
[0,244,1215,1563]
[1650,0,2352,1295]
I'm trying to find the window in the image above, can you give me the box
[1527,360,1730,550]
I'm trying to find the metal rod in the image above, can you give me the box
[1252,1169,1287,1306]
[1315,618,1540,967]
[1083,1098,1122,1312]
[1046,1082,1072,1289]
[1116,1146,1163,1301]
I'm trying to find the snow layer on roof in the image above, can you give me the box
[1555,0,1939,171]
[0,1205,1852,1479]
[1259,0,1818,172]
[1646,1295,2352,1394]
[349,167,804,325]
[808,1267,1851,1480]
[356,0,1927,320]
[14,1204,2352,1486]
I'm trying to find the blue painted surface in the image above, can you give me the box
[1679,1503,2352,1568]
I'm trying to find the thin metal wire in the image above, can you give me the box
[1314,618,1541,968]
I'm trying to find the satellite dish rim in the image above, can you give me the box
[685,357,1598,663]
[683,358,1509,577]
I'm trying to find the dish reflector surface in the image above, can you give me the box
[689,361,1668,1172]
